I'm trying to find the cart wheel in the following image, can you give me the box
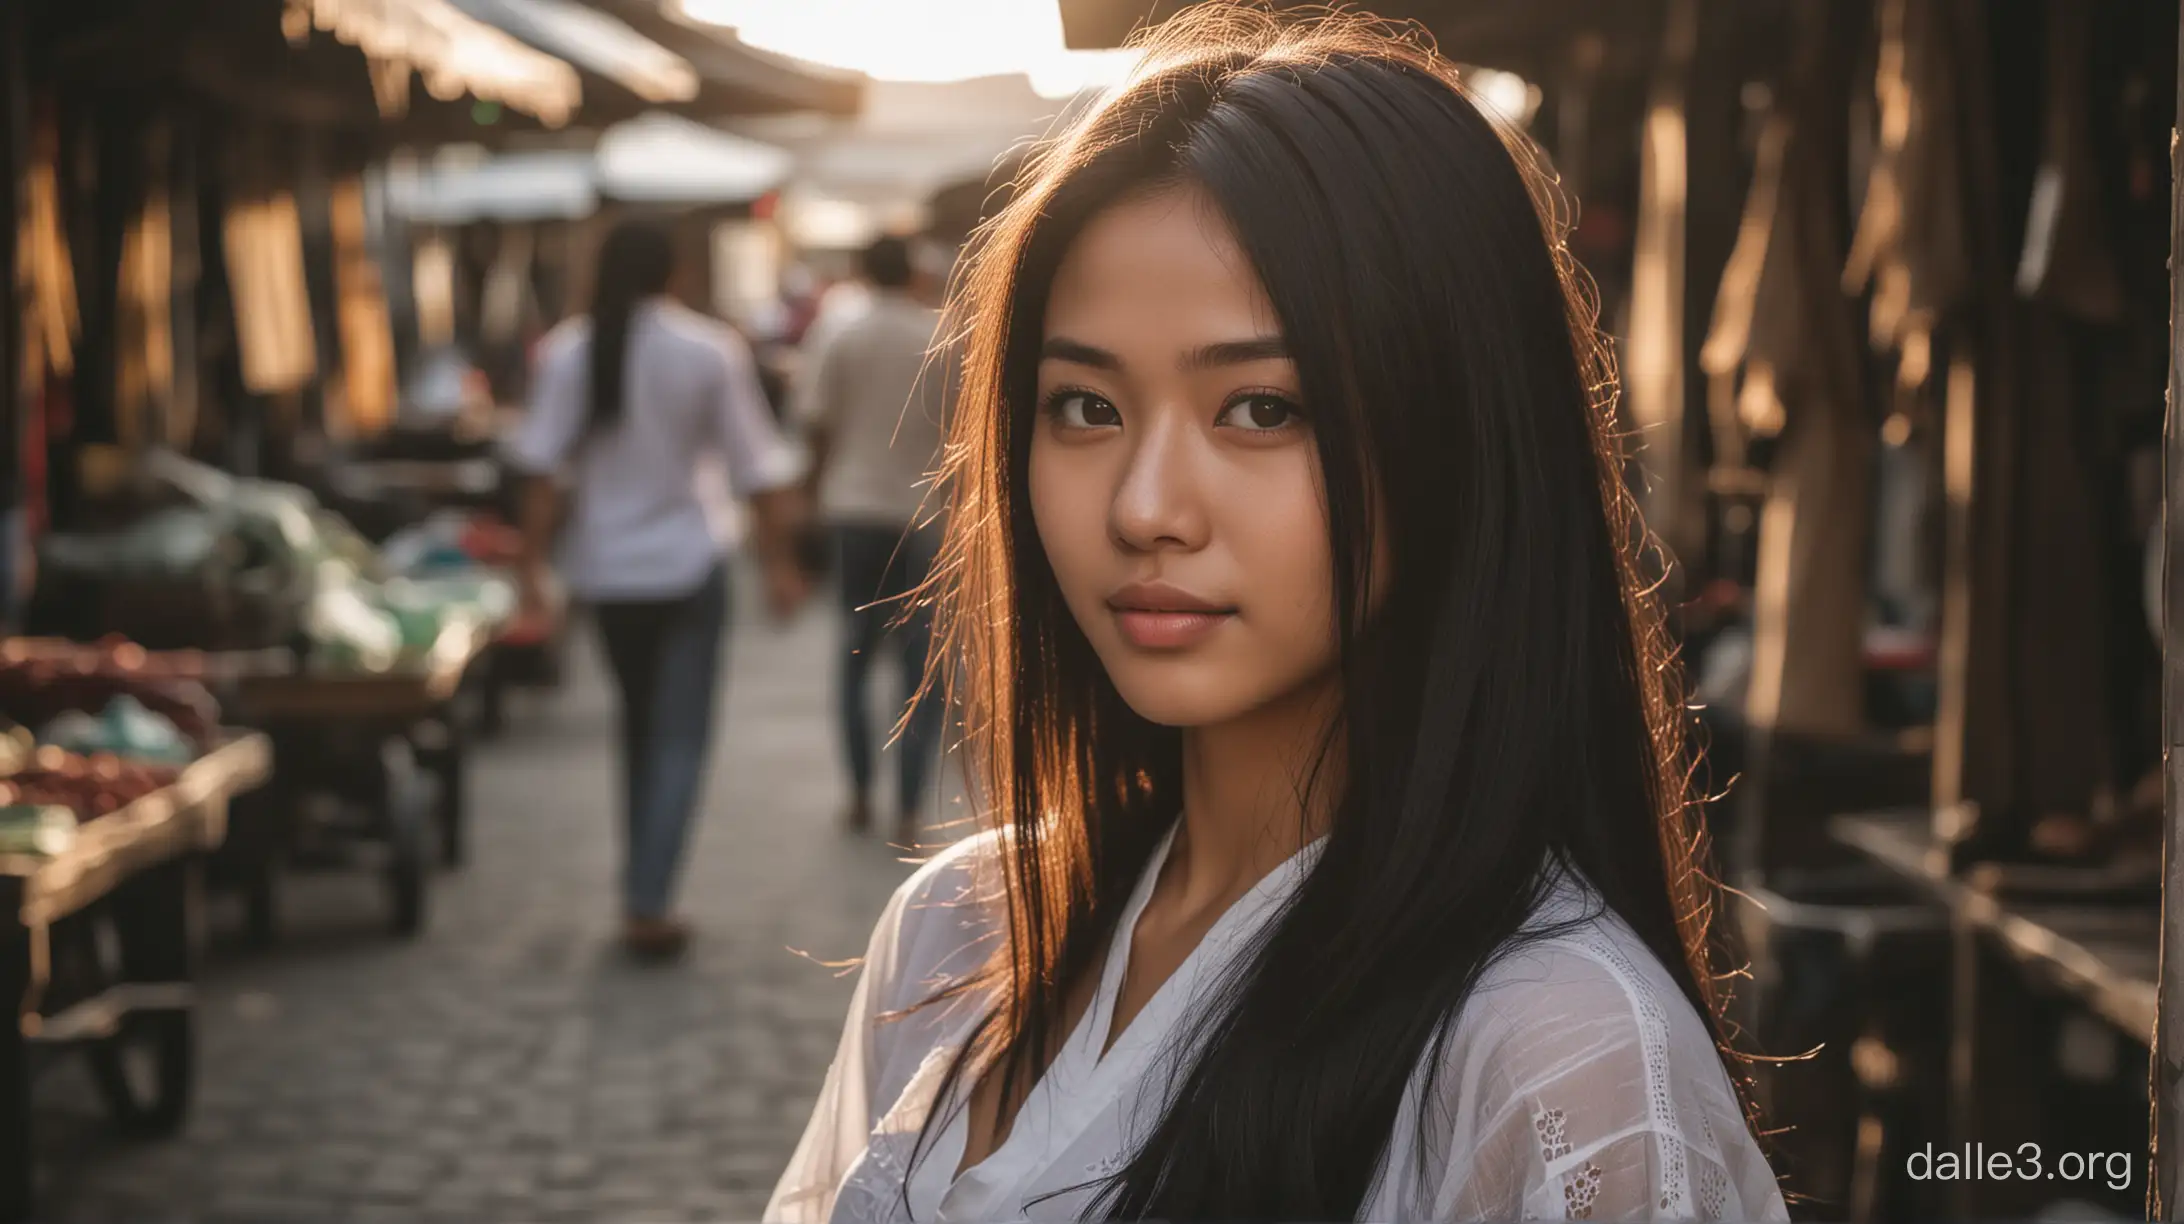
[477,667,508,738]
[411,720,468,870]
[381,743,433,938]
[244,866,279,948]
[539,627,568,689]
[435,745,467,869]
[87,1010,193,1137]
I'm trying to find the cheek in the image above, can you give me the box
[1028,436,1107,595]
[1227,458,1339,648]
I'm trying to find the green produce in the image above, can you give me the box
[0,806,75,857]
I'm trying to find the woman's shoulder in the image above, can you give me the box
[863,828,1009,1009]
[1390,870,1777,1218]
[893,827,1006,924]
[1459,871,1721,1067]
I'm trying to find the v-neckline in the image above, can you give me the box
[927,822,1329,1214]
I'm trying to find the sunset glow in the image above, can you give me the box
[676,0,1142,97]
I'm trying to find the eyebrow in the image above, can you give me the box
[1040,335,1290,373]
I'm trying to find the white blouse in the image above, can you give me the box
[765,823,1789,1223]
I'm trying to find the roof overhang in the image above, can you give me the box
[1057,0,1665,79]
[593,0,865,119]
[293,0,584,126]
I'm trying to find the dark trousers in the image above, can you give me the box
[834,523,943,817]
[592,564,729,918]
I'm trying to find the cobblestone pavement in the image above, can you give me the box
[32,567,964,1222]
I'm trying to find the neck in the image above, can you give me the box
[1167,674,1341,913]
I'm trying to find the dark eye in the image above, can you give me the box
[1046,390,1121,428]
[1217,394,1304,432]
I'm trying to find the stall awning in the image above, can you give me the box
[449,0,702,107]
[293,0,584,126]
[588,0,864,118]
[386,113,790,222]
[594,113,793,203]
[385,151,600,223]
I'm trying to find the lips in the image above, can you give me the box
[1106,581,1236,649]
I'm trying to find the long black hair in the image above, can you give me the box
[585,216,675,433]
[905,8,1746,1220]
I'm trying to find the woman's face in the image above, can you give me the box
[1030,183,1341,729]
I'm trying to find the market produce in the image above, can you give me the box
[0,634,210,680]
[0,635,220,743]
[0,805,75,856]
[28,449,511,677]
[39,695,196,764]
[0,746,182,819]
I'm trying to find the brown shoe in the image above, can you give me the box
[844,797,873,833]
[622,915,691,961]
[893,811,922,848]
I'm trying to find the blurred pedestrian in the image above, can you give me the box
[793,234,953,843]
[506,216,811,960]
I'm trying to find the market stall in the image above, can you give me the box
[212,619,490,939]
[18,452,513,940]
[0,642,271,1222]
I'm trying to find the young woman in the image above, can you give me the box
[508,217,810,959]
[767,9,1785,1221]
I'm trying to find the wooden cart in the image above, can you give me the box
[210,620,489,943]
[0,733,271,1223]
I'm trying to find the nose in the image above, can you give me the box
[1109,409,1209,553]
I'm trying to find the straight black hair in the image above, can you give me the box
[906,8,1751,1221]
[585,216,676,433]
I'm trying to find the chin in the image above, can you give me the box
[1100,655,1273,728]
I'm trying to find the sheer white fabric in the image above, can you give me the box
[765,824,1788,1223]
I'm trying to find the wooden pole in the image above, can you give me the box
[2152,0,2184,1213]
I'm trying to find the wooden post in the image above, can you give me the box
[1624,0,1696,567]
[2153,1,2184,1214]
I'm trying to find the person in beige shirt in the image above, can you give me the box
[794,235,955,843]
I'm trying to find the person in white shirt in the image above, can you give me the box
[507,216,810,960]
[767,10,1786,1222]
[794,235,954,843]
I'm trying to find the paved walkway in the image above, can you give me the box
[32,568,961,1222]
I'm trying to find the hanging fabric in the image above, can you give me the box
[412,232,456,350]
[1841,0,1972,381]
[222,186,318,396]
[330,175,396,437]
[21,110,77,381]
[479,222,532,349]
[1699,0,1870,738]
[2013,0,2124,324]
[1622,0,1697,566]
[114,122,174,452]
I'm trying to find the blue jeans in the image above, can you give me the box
[593,564,729,919]
[834,524,943,817]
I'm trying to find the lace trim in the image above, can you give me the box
[1534,1107,1573,1162]
[1564,926,1692,1215]
[1562,1161,1603,1219]
[834,1130,918,1224]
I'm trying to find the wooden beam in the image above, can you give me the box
[2153,0,2184,1211]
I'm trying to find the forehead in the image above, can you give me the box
[1042,184,1281,344]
